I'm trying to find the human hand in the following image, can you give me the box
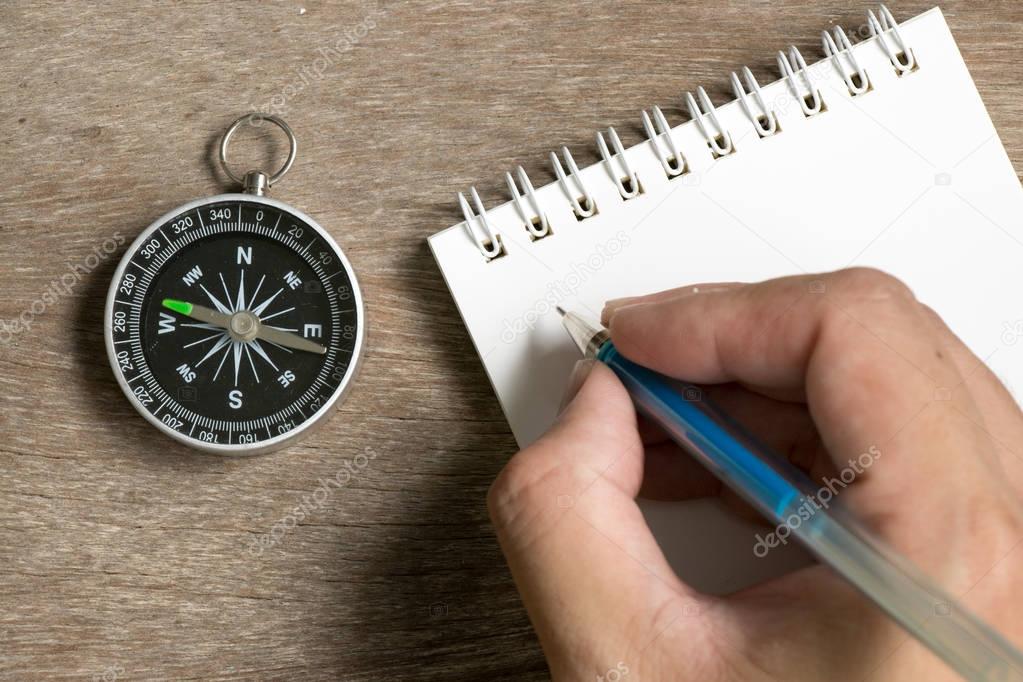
[487,268,1023,681]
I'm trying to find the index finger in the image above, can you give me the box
[607,269,948,396]
[605,268,995,556]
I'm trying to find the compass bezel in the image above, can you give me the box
[103,193,365,456]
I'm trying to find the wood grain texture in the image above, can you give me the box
[0,1,1020,679]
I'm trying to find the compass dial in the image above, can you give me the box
[105,195,364,454]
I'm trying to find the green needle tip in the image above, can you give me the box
[162,299,192,315]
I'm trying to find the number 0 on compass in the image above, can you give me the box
[104,115,364,455]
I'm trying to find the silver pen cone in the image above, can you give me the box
[556,306,610,358]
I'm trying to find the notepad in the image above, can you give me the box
[429,6,1023,593]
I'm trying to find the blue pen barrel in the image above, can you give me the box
[597,342,812,521]
[596,340,1023,680]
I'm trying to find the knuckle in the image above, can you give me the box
[830,267,915,304]
[486,448,560,529]
[486,457,525,516]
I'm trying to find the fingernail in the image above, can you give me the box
[558,359,595,414]
[602,297,640,326]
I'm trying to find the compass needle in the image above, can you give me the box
[162,299,193,316]
[254,324,327,355]
[104,114,363,453]
[163,299,233,330]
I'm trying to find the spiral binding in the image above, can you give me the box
[868,5,917,72]
[642,106,687,176]
[506,166,550,239]
[550,146,597,220]
[457,187,503,259]
[823,26,871,95]
[596,127,641,199]
[457,4,917,261]
[731,67,778,137]
[778,45,825,116]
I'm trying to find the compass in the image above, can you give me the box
[104,115,364,455]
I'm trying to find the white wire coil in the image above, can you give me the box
[823,26,871,95]
[457,4,916,259]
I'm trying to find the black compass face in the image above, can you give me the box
[106,197,363,453]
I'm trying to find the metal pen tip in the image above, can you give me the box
[557,307,608,357]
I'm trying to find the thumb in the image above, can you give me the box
[488,362,700,676]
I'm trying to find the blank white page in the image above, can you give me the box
[429,7,1023,593]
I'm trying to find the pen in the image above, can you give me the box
[557,306,1023,682]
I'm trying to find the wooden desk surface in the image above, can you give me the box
[1,2,1020,679]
